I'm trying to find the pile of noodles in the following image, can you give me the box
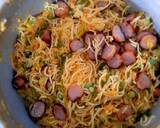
[11,0,160,127]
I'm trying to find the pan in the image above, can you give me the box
[0,0,160,128]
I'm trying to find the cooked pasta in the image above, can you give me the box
[11,0,160,128]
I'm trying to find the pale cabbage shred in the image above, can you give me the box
[11,0,160,128]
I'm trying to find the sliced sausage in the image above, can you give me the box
[84,32,94,44]
[121,51,136,66]
[124,43,137,54]
[121,22,135,39]
[154,88,160,97]
[40,29,51,47]
[95,1,108,8]
[137,31,152,41]
[12,75,27,89]
[140,34,157,50]
[136,72,152,90]
[93,33,106,54]
[101,45,116,61]
[85,32,106,59]
[112,25,125,42]
[94,33,106,48]
[87,48,96,60]
[55,1,69,18]
[68,84,84,102]
[112,42,121,53]
[107,54,122,69]
[29,101,46,119]
[53,103,67,121]
[117,105,133,121]
[70,39,84,52]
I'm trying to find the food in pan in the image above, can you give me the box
[11,0,160,127]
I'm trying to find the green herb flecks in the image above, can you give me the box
[143,17,152,27]
[149,58,157,66]
[84,83,95,92]
[128,91,136,98]
[26,16,36,26]
[119,81,125,91]
[24,51,32,58]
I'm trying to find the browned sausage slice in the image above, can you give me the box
[70,40,84,52]
[140,34,157,50]
[85,32,105,48]
[29,101,46,119]
[121,51,136,66]
[94,33,106,54]
[107,54,122,69]
[121,22,135,39]
[112,25,125,42]
[124,43,137,54]
[94,33,106,48]
[55,1,69,18]
[12,75,27,89]
[53,104,67,121]
[68,84,84,102]
[117,105,133,121]
[85,33,106,60]
[87,48,96,60]
[154,88,160,97]
[101,45,116,61]
[136,72,152,90]
[137,31,152,41]
[40,29,51,47]
[84,32,94,44]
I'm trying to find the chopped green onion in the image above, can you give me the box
[31,88,37,96]
[26,16,36,26]
[84,83,94,92]
[119,81,125,91]
[76,23,87,38]
[47,14,55,20]
[149,58,157,66]
[40,60,48,66]
[24,51,32,58]
[84,83,93,89]
[95,104,102,108]
[45,3,54,12]
[128,91,136,98]
[35,28,41,37]
[57,93,64,100]
[143,17,151,27]
[69,10,74,17]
